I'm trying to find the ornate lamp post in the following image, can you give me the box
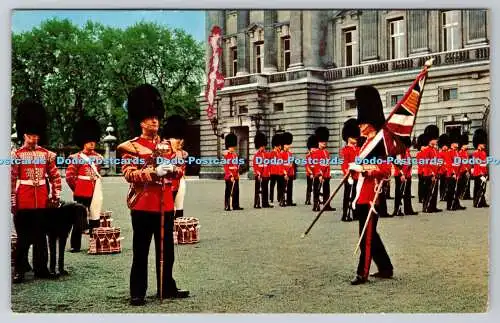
[102,122,117,175]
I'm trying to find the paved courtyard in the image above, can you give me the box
[11,177,489,313]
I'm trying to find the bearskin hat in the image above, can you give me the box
[225,133,237,149]
[355,85,385,131]
[400,136,412,148]
[307,135,318,150]
[448,127,462,145]
[254,132,267,149]
[357,136,366,148]
[272,133,283,148]
[438,134,450,149]
[460,133,469,147]
[473,129,487,149]
[417,133,428,150]
[162,115,187,140]
[73,116,101,148]
[126,84,165,137]
[424,125,439,142]
[315,127,329,142]
[282,132,293,145]
[342,118,360,142]
[16,99,47,145]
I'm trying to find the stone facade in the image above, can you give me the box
[199,10,490,179]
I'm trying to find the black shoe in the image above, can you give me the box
[392,211,404,217]
[262,204,274,208]
[350,275,367,285]
[233,207,244,211]
[224,207,231,211]
[163,289,190,299]
[287,202,297,206]
[481,203,490,208]
[405,211,418,215]
[370,271,393,279]
[254,205,261,209]
[432,208,443,213]
[59,269,69,276]
[379,213,394,218]
[323,205,336,211]
[13,272,24,284]
[130,297,146,306]
[456,205,466,210]
[69,248,81,253]
[305,200,311,205]
[34,271,58,279]
[341,217,353,222]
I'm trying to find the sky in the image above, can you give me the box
[11,10,206,42]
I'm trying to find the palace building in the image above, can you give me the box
[198,10,490,178]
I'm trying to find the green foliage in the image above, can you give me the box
[12,19,205,145]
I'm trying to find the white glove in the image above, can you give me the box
[347,177,354,185]
[481,176,487,182]
[156,164,174,177]
[348,163,364,173]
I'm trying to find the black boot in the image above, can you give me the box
[174,210,184,219]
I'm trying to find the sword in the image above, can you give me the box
[346,177,355,220]
[397,178,407,214]
[423,176,437,213]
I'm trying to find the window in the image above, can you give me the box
[274,102,284,112]
[343,28,357,66]
[391,94,404,106]
[282,36,291,71]
[442,10,460,51]
[345,99,356,110]
[254,41,264,73]
[389,18,405,59]
[231,47,238,77]
[443,88,458,101]
[239,105,248,114]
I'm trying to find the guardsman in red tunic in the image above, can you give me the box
[472,128,488,208]
[311,127,335,212]
[223,133,243,211]
[458,134,472,200]
[392,137,418,216]
[349,85,393,285]
[162,115,188,219]
[282,132,296,207]
[65,117,103,252]
[11,100,62,283]
[421,125,441,213]
[305,135,317,205]
[269,133,284,205]
[253,132,272,208]
[445,128,465,211]
[117,84,189,306]
[340,118,360,221]
[437,134,450,201]
[416,134,427,203]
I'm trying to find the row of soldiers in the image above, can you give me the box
[222,121,489,218]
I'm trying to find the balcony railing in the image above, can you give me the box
[221,45,489,87]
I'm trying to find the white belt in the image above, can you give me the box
[78,175,95,180]
[19,179,45,186]
[479,164,487,167]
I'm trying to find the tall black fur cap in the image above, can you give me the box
[225,133,237,149]
[355,86,385,131]
[448,127,462,144]
[73,116,101,148]
[424,125,440,141]
[162,115,187,139]
[282,132,293,145]
[417,133,428,150]
[307,135,318,150]
[272,133,283,147]
[473,129,487,148]
[315,127,329,142]
[254,132,267,149]
[342,118,360,142]
[438,134,450,148]
[16,99,47,144]
[127,84,165,136]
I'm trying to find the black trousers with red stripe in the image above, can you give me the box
[354,204,393,279]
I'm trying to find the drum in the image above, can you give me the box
[88,227,123,254]
[173,217,200,244]
[11,232,17,267]
[99,211,113,228]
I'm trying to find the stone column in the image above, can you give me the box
[360,10,379,60]
[237,10,250,76]
[408,10,429,54]
[302,10,324,69]
[263,10,278,73]
[288,10,304,70]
